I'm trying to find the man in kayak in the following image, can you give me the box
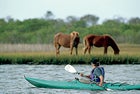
[80,58,105,86]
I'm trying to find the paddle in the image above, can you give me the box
[64,64,80,74]
[64,64,112,91]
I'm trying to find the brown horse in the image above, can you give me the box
[54,31,80,55]
[83,34,120,55]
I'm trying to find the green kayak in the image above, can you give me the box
[25,76,140,91]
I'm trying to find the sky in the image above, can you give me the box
[0,0,140,23]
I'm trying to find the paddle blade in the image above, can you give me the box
[65,64,77,74]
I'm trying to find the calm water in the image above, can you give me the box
[0,65,140,94]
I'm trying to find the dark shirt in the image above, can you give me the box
[94,67,103,77]
[90,67,104,82]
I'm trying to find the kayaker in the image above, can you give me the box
[80,58,105,86]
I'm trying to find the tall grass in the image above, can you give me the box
[0,44,140,65]
[0,44,54,52]
[0,54,139,65]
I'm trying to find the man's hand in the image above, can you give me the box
[99,83,102,86]
[80,73,84,77]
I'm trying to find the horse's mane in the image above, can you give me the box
[107,35,120,52]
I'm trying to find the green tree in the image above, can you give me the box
[128,17,140,24]
[44,11,54,20]
[80,14,99,27]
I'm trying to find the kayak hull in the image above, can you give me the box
[25,76,140,91]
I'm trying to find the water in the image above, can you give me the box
[0,65,140,94]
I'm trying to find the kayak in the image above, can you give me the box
[25,76,140,91]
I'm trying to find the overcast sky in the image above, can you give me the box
[0,0,140,23]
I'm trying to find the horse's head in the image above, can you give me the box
[70,31,80,47]
[70,31,79,40]
[114,50,120,55]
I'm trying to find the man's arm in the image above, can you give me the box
[99,75,103,86]
[80,73,91,79]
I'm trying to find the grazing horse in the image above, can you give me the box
[54,31,80,55]
[83,34,120,55]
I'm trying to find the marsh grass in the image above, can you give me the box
[0,44,140,64]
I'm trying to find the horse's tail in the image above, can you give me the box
[83,37,87,50]
[54,33,61,47]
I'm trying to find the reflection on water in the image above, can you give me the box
[0,65,140,94]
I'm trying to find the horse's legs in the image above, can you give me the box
[84,46,88,54]
[70,46,73,55]
[88,46,91,54]
[75,47,78,55]
[55,44,61,55]
[104,47,108,54]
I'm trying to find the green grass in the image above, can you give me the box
[0,54,139,65]
[0,44,140,65]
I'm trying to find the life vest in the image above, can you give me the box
[90,67,105,82]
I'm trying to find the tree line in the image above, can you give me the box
[0,11,140,44]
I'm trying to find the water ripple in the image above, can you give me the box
[0,65,140,94]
